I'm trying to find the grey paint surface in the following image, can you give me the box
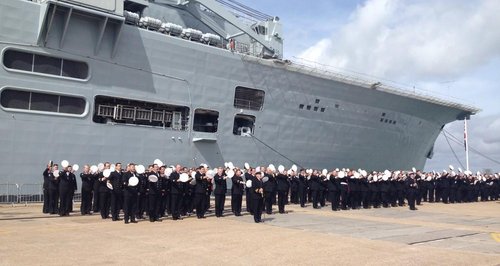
[0,0,476,184]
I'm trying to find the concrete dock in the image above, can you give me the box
[1,201,499,265]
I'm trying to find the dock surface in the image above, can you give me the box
[1,201,499,265]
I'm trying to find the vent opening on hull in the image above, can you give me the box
[193,109,219,133]
[233,87,265,111]
[2,49,89,80]
[0,88,86,115]
[93,95,189,130]
[233,114,255,137]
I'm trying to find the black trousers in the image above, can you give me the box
[148,193,160,221]
[277,191,286,213]
[123,191,137,222]
[214,194,226,217]
[319,190,326,207]
[311,190,319,208]
[340,190,348,209]
[264,192,273,214]
[245,189,253,214]
[136,193,147,218]
[99,191,111,219]
[231,194,242,215]
[194,193,207,218]
[329,191,340,210]
[43,189,49,213]
[298,187,307,207]
[58,188,71,216]
[92,189,100,212]
[111,192,123,220]
[252,197,263,223]
[381,191,389,207]
[159,194,168,217]
[407,190,417,210]
[290,189,298,204]
[80,189,93,215]
[170,193,182,219]
[48,189,59,214]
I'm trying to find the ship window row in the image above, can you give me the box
[2,50,89,80]
[299,104,328,112]
[0,88,86,115]
[233,86,265,111]
[380,117,397,125]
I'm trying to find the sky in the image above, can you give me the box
[239,0,500,172]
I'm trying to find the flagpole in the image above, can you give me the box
[464,119,470,172]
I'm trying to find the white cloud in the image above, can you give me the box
[296,0,500,172]
[299,0,500,81]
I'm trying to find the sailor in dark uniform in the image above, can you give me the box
[58,165,74,216]
[169,165,183,220]
[244,168,255,214]
[122,163,138,224]
[92,167,100,213]
[136,169,148,220]
[328,171,340,211]
[42,162,52,213]
[406,173,418,210]
[251,172,265,223]
[158,166,168,217]
[80,165,94,215]
[298,170,308,207]
[339,172,349,210]
[231,169,245,216]
[69,167,77,213]
[48,164,60,214]
[359,174,370,209]
[98,162,111,219]
[289,172,299,204]
[109,163,123,221]
[213,167,228,218]
[263,168,276,214]
[194,166,208,219]
[276,170,289,214]
[146,165,162,222]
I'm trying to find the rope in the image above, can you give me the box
[250,134,304,169]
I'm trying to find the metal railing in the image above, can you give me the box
[233,98,263,111]
[0,183,81,205]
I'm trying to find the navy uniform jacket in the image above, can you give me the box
[309,175,320,191]
[251,177,264,200]
[231,175,244,195]
[43,169,50,190]
[263,174,276,193]
[122,172,138,193]
[81,173,94,192]
[214,173,227,195]
[194,172,208,194]
[276,174,290,192]
[169,172,182,194]
[109,171,123,192]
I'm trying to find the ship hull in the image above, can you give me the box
[0,0,472,183]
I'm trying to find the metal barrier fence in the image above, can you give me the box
[0,183,81,205]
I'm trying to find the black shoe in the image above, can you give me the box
[124,221,129,224]
[131,220,138,223]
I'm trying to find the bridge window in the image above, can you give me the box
[3,50,89,80]
[193,109,219,133]
[233,86,265,111]
[0,88,86,115]
[93,95,189,130]
[233,114,255,137]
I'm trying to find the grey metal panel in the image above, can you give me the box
[0,0,474,185]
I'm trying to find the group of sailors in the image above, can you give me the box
[42,160,500,223]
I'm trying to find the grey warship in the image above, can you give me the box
[0,0,479,183]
